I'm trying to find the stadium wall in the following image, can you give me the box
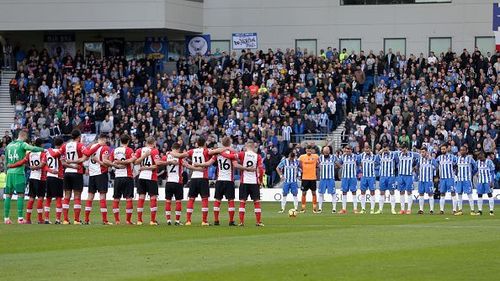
[203,0,493,55]
[0,0,203,32]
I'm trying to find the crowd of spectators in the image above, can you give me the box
[2,44,499,186]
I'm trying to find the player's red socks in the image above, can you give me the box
[228,200,235,223]
[125,199,133,223]
[74,198,82,222]
[62,197,70,222]
[137,197,145,223]
[201,197,209,223]
[150,197,157,223]
[26,198,35,222]
[301,194,307,210]
[186,197,195,222]
[36,198,44,223]
[165,200,172,221]
[100,198,108,223]
[56,197,63,222]
[44,197,52,221]
[84,199,93,223]
[175,201,182,222]
[254,201,262,223]
[213,200,221,222]
[112,199,120,223]
[239,200,246,224]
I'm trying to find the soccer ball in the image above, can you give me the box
[288,209,298,218]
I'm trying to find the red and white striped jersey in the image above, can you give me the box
[110,146,134,178]
[27,151,47,181]
[239,151,262,185]
[87,144,109,176]
[166,153,184,184]
[216,151,238,182]
[187,148,210,179]
[135,147,160,181]
[60,141,86,174]
[46,148,63,179]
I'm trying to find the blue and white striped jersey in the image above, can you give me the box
[357,153,379,178]
[319,155,336,180]
[397,151,418,176]
[337,154,358,179]
[476,159,495,184]
[436,154,457,179]
[418,156,437,182]
[277,158,300,183]
[456,155,476,182]
[379,151,397,177]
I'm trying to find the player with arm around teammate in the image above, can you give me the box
[164,142,203,226]
[237,140,265,227]
[83,134,114,225]
[8,138,47,224]
[44,137,64,224]
[195,137,254,226]
[60,129,88,225]
[134,137,161,225]
[3,130,44,224]
[110,134,137,225]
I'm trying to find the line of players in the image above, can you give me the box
[277,143,496,216]
[6,130,265,226]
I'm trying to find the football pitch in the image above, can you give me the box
[0,201,499,281]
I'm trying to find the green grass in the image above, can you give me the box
[0,200,499,281]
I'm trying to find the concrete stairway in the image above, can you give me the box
[0,70,16,136]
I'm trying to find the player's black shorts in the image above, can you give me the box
[46,177,64,198]
[239,183,260,201]
[215,181,235,200]
[165,182,184,200]
[301,180,317,192]
[137,179,159,196]
[64,173,84,191]
[113,177,134,199]
[88,173,109,194]
[188,178,209,198]
[28,179,46,198]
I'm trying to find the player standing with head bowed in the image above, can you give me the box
[376,145,398,214]
[238,140,264,227]
[417,148,437,214]
[276,151,300,213]
[317,146,337,213]
[357,145,379,214]
[455,146,477,216]
[336,146,358,214]
[298,145,319,213]
[475,152,495,216]
[436,144,458,214]
[395,143,418,214]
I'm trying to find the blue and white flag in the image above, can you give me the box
[185,34,211,56]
